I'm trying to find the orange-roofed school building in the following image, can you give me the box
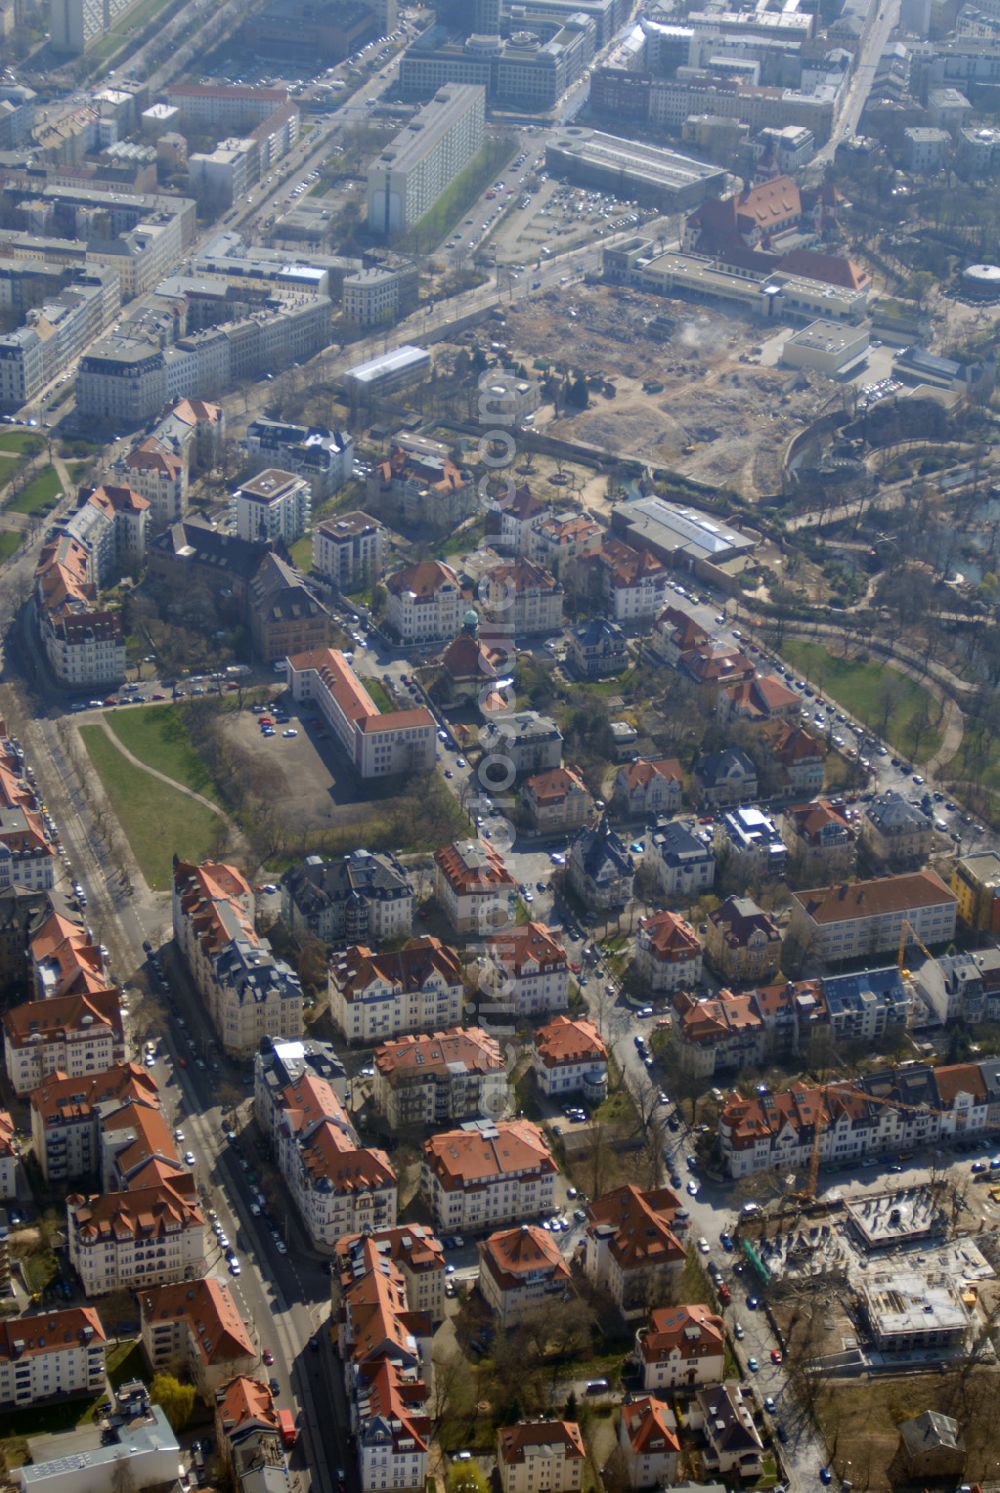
[287,648,435,779]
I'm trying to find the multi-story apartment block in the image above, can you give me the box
[123,397,224,527]
[34,533,126,687]
[248,551,331,665]
[669,988,766,1077]
[139,1277,256,1396]
[253,1035,343,1140]
[636,1303,726,1390]
[3,989,125,1096]
[332,1225,446,1326]
[498,1421,585,1493]
[583,1184,686,1322]
[282,849,413,946]
[612,758,683,821]
[367,441,474,533]
[705,895,782,985]
[421,1119,557,1233]
[286,648,435,779]
[650,605,710,667]
[714,806,788,882]
[952,852,1000,934]
[28,911,107,1000]
[821,966,911,1045]
[368,85,486,238]
[66,1179,205,1295]
[479,710,564,776]
[781,800,856,883]
[401,12,596,109]
[649,819,716,900]
[313,512,386,593]
[527,510,602,578]
[0,1308,106,1410]
[619,1397,680,1489]
[342,262,420,328]
[532,1016,608,1101]
[478,1224,572,1328]
[260,1069,396,1249]
[481,559,564,636]
[568,615,628,679]
[594,538,669,627]
[0,1110,17,1200]
[633,910,703,995]
[693,747,758,808]
[373,1027,507,1130]
[434,839,517,935]
[29,1062,159,1185]
[242,418,353,502]
[58,484,149,587]
[172,860,303,1058]
[481,921,569,1018]
[520,765,594,834]
[329,937,464,1045]
[789,871,957,963]
[762,720,825,795]
[385,559,463,644]
[233,468,311,546]
[0,804,55,894]
[859,791,935,870]
[568,816,635,910]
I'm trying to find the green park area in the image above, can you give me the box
[105,704,224,806]
[0,532,20,563]
[79,723,223,889]
[7,465,62,517]
[0,431,46,456]
[780,639,942,763]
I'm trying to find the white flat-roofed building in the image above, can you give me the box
[858,1271,971,1352]
[368,85,485,238]
[545,127,728,209]
[233,468,310,545]
[343,345,431,398]
[17,1402,180,1493]
[314,512,386,591]
[782,319,869,374]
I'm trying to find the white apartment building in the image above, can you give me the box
[434,839,517,935]
[482,922,570,1017]
[385,558,463,645]
[0,1112,18,1201]
[242,417,353,502]
[649,820,716,899]
[3,990,125,1097]
[478,710,564,776]
[481,559,564,636]
[66,1181,205,1295]
[421,1119,557,1233]
[123,439,185,527]
[0,807,55,893]
[497,1421,585,1493]
[342,263,419,327]
[478,1224,572,1329]
[233,468,310,545]
[286,648,435,779]
[373,1027,507,1131]
[329,936,464,1046]
[532,1016,608,1100]
[637,1303,726,1391]
[172,860,303,1058]
[619,1397,680,1490]
[633,909,704,995]
[314,512,386,592]
[790,870,958,962]
[368,85,486,238]
[0,1309,106,1409]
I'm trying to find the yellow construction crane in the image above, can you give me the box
[792,1079,950,1205]
[897,916,934,975]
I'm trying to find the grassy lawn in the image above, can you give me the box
[0,531,20,563]
[104,704,223,805]
[79,725,223,890]
[7,465,62,516]
[403,137,517,253]
[87,0,175,59]
[365,677,394,713]
[290,533,313,570]
[439,516,487,557]
[108,1338,146,1388]
[66,459,94,484]
[0,430,45,455]
[780,639,942,762]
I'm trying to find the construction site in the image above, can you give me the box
[493,281,841,498]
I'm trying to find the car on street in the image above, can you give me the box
[747,1356,759,1372]
[697,1236,710,1253]
[747,1296,759,1309]
[764,1396,776,1413]
[263,1350,274,1365]
[228,1260,240,1276]
[770,1348,783,1364]
[820,1471,832,1485]
[734,1322,744,1339]
[686,1180,699,1196]
[183,1151,195,1166]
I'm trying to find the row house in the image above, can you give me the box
[532,1015,608,1102]
[261,1070,397,1249]
[648,820,716,900]
[594,539,669,627]
[715,806,788,882]
[632,910,703,996]
[332,1226,446,1326]
[763,720,825,796]
[717,673,801,724]
[254,1036,344,1144]
[3,988,125,1096]
[66,1178,205,1296]
[636,1303,726,1391]
[329,936,464,1046]
[482,559,564,636]
[354,1357,430,1493]
[434,839,517,935]
[584,1185,686,1322]
[0,1307,106,1410]
[705,896,782,985]
[481,921,570,1018]
[789,870,958,963]
[498,1421,585,1493]
[372,1027,508,1131]
[139,1276,256,1396]
[859,791,935,871]
[693,748,757,809]
[281,849,414,947]
[781,800,856,883]
[478,1223,572,1328]
[520,764,594,834]
[420,1119,557,1234]
[172,859,303,1058]
[612,758,683,821]
[618,1396,680,1489]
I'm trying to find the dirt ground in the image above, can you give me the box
[502,283,840,498]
